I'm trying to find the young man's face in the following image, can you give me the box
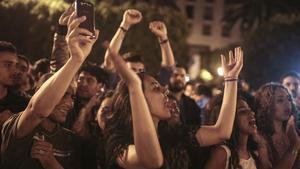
[0,52,18,87]
[14,58,29,86]
[50,86,75,123]
[282,76,300,98]
[76,71,102,99]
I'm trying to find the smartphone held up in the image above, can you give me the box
[75,0,96,38]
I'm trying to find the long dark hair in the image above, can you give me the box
[254,82,298,163]
[104,73,190,169]
[104,79,135,168]
[204,92,259,169]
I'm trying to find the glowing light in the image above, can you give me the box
[217,67,224,76]
[185,75,190,82]
[200,69,213,81]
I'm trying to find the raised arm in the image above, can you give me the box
[16,13,99,139]
[106,45,163,169]
[72,93,102,138]
[149,21,175,67]
[196,47,243,146]
[102,9,142,71]
[50,6,74,72]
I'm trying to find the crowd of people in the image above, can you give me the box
[0,5,300,169]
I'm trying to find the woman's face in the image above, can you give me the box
[273,88,292,122]
[237,100,257,135]
[97,97,113,129]
[143,75,173,120]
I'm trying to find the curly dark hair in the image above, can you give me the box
[204,92,259,169]
[104,73,190,169]
[254,82,298,163]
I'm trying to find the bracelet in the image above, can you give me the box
[224,78,238,82]
[160,39,169,44]
[119,26,128,32]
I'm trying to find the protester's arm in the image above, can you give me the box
[106,46,163,169]
[149,21,175,67]
[31,141,64,169]
[0,110,13,128]
[72,94,101,139]
[50,6,74,72]
[196,47,243,147]
[16,13,99,139]
[102,9,142,71]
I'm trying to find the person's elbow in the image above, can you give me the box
[218,125,232,140]
[27,101,52,119]
[142,155,164,169]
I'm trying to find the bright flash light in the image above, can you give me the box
[185,75,190,82]
[200,69,213,81]
[217,67,224,76]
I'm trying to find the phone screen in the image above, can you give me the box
[75,0,95,36]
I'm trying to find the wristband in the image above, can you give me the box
[224,78,238,82]
[119,26,128,32]
[160,39,169,44]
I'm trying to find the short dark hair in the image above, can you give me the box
[17,54,30,68]
[31,58,50,79]
[123,52,144,63]
[0,41,17,54]
[280,71,300,83]
[195,84,212,97]
[80,63,108,86]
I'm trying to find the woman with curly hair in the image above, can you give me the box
[255,83,300,169]
[204,92,270,169]
[103,45,243,169]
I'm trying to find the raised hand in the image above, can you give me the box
[121,9,142,30]
[66,11,99,61]
[149,21,168,41]
[221,47,243,79]
[59,4,74,26]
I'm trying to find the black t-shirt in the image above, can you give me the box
[0,88,29,113]
[1,113,82,169]
[107,122,202,169]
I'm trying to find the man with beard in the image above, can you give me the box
[168,65,202,126]
[13,54,32,96]
[50,7,108,169]
[0,12,98,167]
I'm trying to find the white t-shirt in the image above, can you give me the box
[220,145,257,169]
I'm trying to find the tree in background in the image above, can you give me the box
[0,0,189,74]
[224,0,300,31]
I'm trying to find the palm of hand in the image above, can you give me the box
[221,47,243,78]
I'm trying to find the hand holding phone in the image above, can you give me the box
[75,0,95,37]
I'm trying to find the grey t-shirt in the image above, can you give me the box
[1,113,82,169]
